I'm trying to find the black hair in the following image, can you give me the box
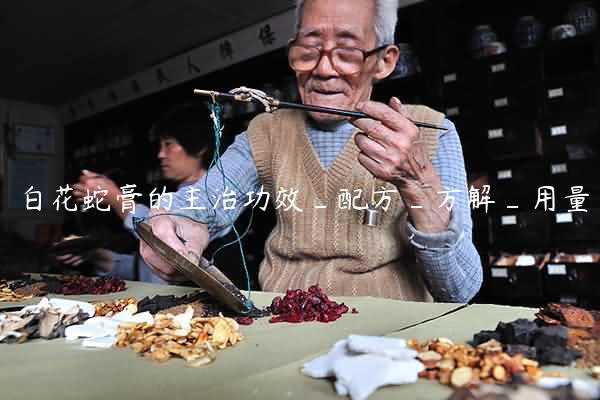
[150,102,214,169]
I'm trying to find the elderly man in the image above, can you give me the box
[140,0,482,302]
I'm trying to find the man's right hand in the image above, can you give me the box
[139,210,210,282]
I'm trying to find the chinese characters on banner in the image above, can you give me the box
[25,184,591,214]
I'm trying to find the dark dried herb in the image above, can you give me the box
[136,291,270,319]
[504,344,537,360]
[532,326,568,349]
[471,318,580,366]
[136,292,207,314]
[537,346,580,366]
[471,330,502,346]
[497,319,538,346]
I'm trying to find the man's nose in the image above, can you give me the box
[313,51,339,78]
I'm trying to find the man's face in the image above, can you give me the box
[295,0,380,125]
[157,137,201,182]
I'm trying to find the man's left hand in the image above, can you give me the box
[352,98,450,233]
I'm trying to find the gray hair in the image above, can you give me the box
[295,0,399,46]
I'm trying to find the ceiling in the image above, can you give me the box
[0,0,296,106]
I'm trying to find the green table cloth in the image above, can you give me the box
[0,281,592,400]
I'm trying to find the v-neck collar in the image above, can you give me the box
[298,116,361,203]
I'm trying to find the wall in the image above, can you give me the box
[0,98,64,241]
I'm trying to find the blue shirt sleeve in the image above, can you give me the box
[405,119,483,302]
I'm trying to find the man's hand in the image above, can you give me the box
[72,170,123,215]
[139,210,210,282]
[352,98,450,233]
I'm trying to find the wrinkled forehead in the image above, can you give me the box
[297,24,368,41]
[297,1,376,43]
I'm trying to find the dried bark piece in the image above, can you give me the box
[560,305,595,329]
[535,312,562,326]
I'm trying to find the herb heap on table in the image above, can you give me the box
[114,307,242,366]
[268,285,352,323]
[0,274,127,300]
[0,298,90,343]
[409,337,547,388]
[535,303,600,369]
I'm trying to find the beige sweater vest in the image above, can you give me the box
[247,106,444,301]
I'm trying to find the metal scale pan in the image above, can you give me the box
[136,222,250,314]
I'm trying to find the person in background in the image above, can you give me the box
[140,0,483,302]
[57,103,214,283]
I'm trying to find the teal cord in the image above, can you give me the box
[204,100,254,305]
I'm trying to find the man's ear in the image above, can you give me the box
[373,45,400,81]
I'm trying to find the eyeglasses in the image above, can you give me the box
[287,40,391,75]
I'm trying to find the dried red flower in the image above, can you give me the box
[236,316,254,325]
[268,285,352,324]
[59,276,126,295]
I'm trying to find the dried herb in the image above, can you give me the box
[58,275,126,295]
[268,285,351,323]
[471,318,580,366]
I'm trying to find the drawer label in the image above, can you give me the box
[497,169,513,180]
[491,63,506,73]
[551,163,568,175]
[488,128,504,139]
[443,73,457,83]
[547,264,567,275]
[446,107,460,117]
[491,268,508,278]
[575,255,594,263]
[551,125,568,136]
[494,97,509,108]
[548,87,564,99]
[501,215,517,225]
[555,212,573,224]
